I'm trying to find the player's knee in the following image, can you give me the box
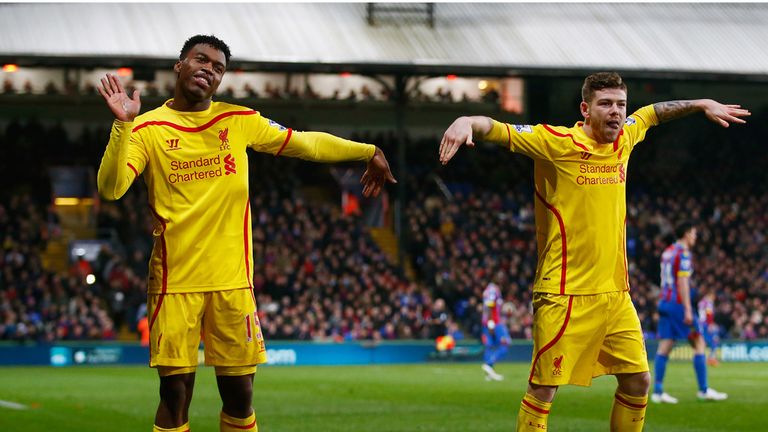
[528,383,557,403]
[219,375,254,416]
[159,374,194,408]
[618,372,650,396]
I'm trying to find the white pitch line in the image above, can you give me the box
[0,400,29,410]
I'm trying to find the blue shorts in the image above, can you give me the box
[657,301,702,340]
[482,324,511,347]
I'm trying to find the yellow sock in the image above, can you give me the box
[220,411,257,432]
[517,392,551,431]
[610,391,647,432]
[152,422,190,432]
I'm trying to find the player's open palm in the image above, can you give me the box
[97,73,141,122]
[702,99,750,128]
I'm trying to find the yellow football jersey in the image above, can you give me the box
[486,105,658,295]
[98,100,375,294]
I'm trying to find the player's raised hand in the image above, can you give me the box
[701,99,750,128]
[439,116,477,165]
[361,147,397,197]
[97,73,141,122]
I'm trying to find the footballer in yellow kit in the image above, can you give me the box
[483,104,658,386]
[97,34,396,432]
[101,99,379,371]
[439,71,749,432]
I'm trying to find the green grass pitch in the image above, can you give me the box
[0,362,764,431]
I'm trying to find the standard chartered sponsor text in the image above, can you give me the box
[577,163,625,186]
[168,154,224,184]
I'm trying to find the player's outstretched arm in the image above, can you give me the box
[280,132,396,197]
[96,73,144,201]
[361,147,397,198]
[439,116,493,165]
[96,73,141,122]
[653,99,750,127]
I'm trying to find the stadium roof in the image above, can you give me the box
[1,3,767,79]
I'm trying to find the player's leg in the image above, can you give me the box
[154,369,196,431]
[482,327,506,381]
[517,383,557,431]
[149,293,206,431]
[216,371,258,431]
[204,288,267,432]
[596,292,650,431]
[652,301,683,403]
[481,328,497,379]
[705,326,720,366]
[612,372,650,431]
[518,293,605,431]
[692,333,727,401]
[652,338,676,402]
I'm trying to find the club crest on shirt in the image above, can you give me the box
[268,119,287,131]
[218,128,230,151]
[553,355,564,375]
[513,124,533,134]
[625,117,636,126]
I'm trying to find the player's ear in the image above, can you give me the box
[173,60,182,74]
[580,101,590,119]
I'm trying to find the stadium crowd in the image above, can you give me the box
[1,111,767,343]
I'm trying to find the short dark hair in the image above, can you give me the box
[582,72,627,102]
[674,221,696,240]
[180,35,231,64]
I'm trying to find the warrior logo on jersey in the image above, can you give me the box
[224,154,237,175]
[553,355,564,375]
[268,119,287,131]
[625,117,636,126]
[514,124,533,134]
[218,128,230,151]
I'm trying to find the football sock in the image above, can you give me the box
[610,390,647,432]
[653,353,668,394]
[220,411,257,432]
[693,353,708,392]
[516,392,551,431]
[152,422,190,432]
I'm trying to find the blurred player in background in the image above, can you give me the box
[439,72,748,431]
[652,222,727,404]
[481,274,511,381]
[698,288,721,366]
[96,34,395,432]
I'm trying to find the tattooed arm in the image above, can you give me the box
[653,99,750,127]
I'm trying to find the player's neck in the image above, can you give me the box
[168,92,213,112]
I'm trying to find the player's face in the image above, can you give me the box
[582,88,627,143]
[174,44,227,101]
[687,227,698,246]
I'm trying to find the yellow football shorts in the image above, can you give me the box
[147,288,267,376]
[528,290,648,386]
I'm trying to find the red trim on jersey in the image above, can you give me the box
[542,124,590,152]
[222,419,257,430]
[673,251,682,304]
[622,216,630,291]
[528,296,574,382]
[615,393,647,409]
[131,110,257,133]
[127,162,139,179]
[504,123,512,148]
[243,200,253,289]
[534,190,567,294]
[612,129,624,151]
[275,128,293,156]
[522,399,550,414]
[148,205,168,330]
